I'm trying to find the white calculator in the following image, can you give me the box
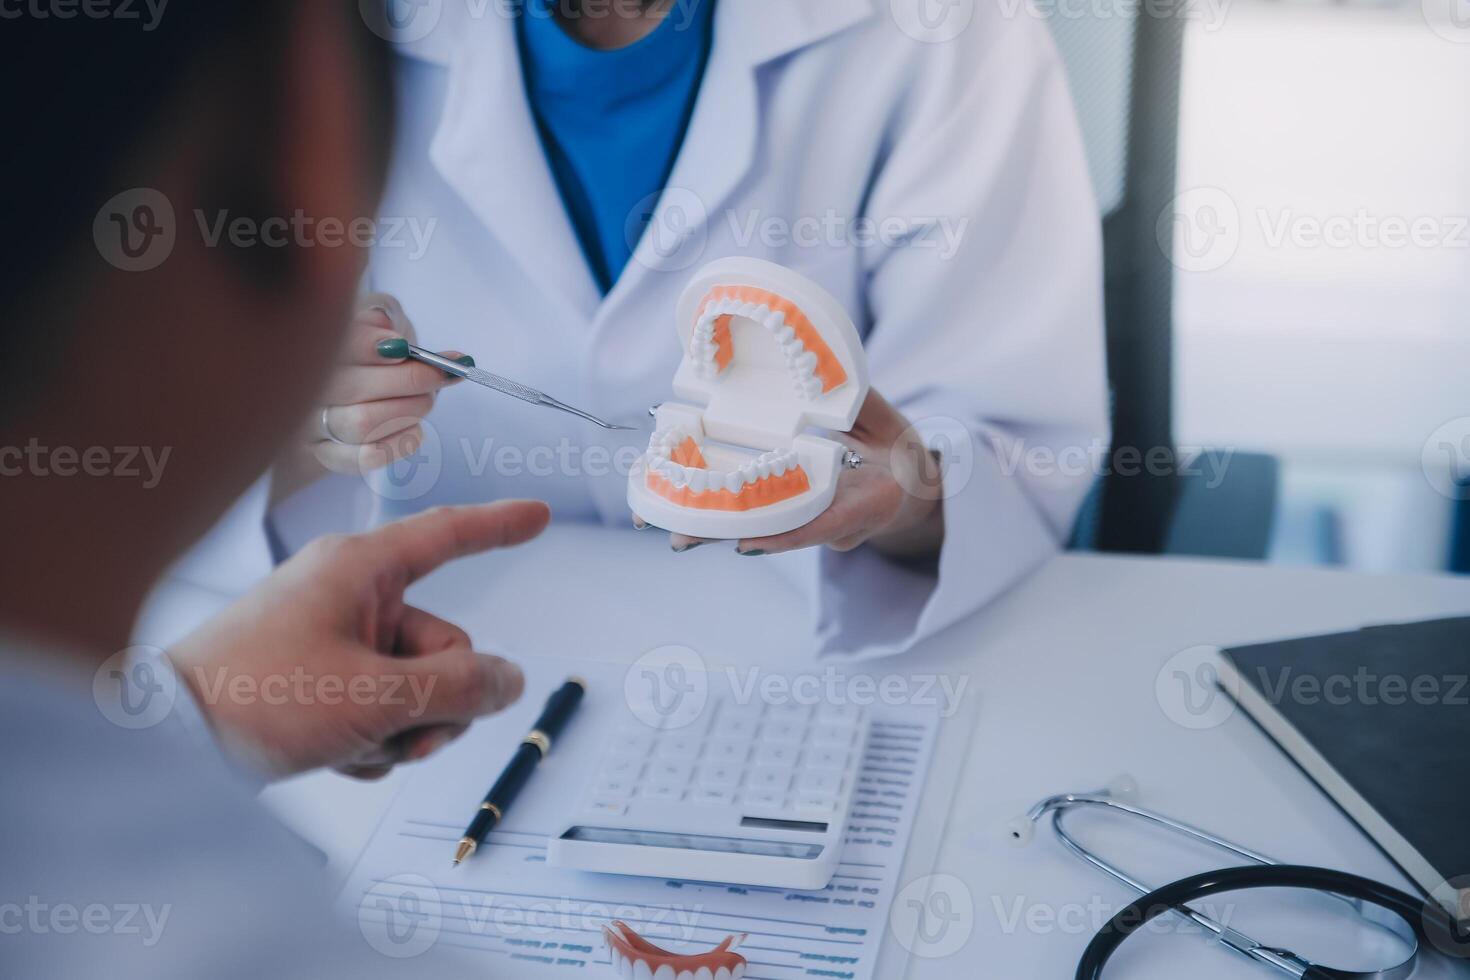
[546,694,868,890]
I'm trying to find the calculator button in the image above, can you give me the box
[793,794,837,816]
[759,719,805,744]
[803,747,850,771]
[811,723,857,747]
[796,771,842,796]
[747,766,793,793]
[608,731,656,758]
[816,703,863,724]
[586,800,628,817]
[713,716,759,739]
[640,783,684,802]
[594,778,636,801]
[766,702,813,723]
[604,757,643,779]
[646,760,693,785]
[691,787,735,807]
[704,738,749,764]
[655,735,703,761]
[718,699,765,721]
[697,764,741,789]
[739,788,785,809]
[753,743,800,767]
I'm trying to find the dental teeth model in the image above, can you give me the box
[628,257,870,540]
[602,921,747,980]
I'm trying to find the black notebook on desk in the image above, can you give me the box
[1218,616,1470,923]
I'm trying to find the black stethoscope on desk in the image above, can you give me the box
[1009,777,1470,979]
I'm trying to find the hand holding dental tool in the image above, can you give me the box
[454,677,587,866]
[378,339,637,431]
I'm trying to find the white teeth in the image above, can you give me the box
[653,965,676,980]
[770,454,787,477]
[774,325,795,343]
[803,377,824,398]
[714,968,731,980]
[793,351,818,374]
[766,312,786,330]
[724,471,743,493]
[731,965,746,979]
[756,457,772,479]
[688,470,707,493]
[780,337,802,356]
[634,960,655,980]
[670,468,688,489]
[694,968,714,980]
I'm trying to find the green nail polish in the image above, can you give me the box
[455,355,476,368]
[740,549,767,557]
[376,337,409,359]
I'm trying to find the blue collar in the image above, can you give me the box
[518,0,715,100]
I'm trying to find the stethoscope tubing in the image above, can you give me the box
[1073,864,1462,980]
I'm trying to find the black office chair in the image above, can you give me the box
[1049,11,1279,558]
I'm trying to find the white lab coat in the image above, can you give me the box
[144,0,1108,659]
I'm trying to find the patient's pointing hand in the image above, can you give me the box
[169,501,551,779]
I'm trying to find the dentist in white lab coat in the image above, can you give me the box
[160,0,1108,659]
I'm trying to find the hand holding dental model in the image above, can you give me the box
[630,259,945,560]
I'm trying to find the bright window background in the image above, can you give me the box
[1171,0,1470,571]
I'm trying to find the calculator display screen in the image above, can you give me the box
[560,826,824,860]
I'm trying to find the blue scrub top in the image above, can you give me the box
[517,0,715,295]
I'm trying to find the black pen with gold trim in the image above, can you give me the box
[454,677,587,866]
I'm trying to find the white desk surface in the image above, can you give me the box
[262,526,1470,979]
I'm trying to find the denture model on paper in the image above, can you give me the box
[628,257,870,540]
[602,920,748,980]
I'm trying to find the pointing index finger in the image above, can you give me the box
[369,501,553,584]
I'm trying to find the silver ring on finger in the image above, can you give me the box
[843,449,864,470]
[320,406,349,446]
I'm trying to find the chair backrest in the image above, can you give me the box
[1049,12,1188,553]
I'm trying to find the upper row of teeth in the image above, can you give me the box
[690,298,826,400]
[647,432,799,493]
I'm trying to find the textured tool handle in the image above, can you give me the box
[465,367,543,405]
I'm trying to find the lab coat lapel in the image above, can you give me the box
[429,13,603,322]
[602,0,876,320]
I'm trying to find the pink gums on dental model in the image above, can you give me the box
[603,920,748,980]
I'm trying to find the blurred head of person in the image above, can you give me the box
[0,1,393,651]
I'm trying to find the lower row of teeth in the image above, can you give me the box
[647,433,798,493]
